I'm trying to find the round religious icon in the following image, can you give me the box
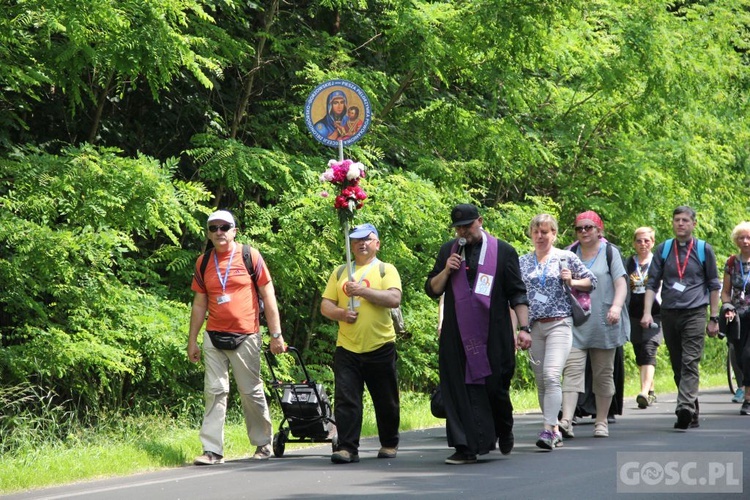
[305,79,371,147]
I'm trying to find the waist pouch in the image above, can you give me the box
[207,331,248,350]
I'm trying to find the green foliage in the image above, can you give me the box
[1,0,750,440]
[0,145,208,413]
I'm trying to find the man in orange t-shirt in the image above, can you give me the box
[187,210,285,465]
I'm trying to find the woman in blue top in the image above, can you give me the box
[559,211,629,440]
[519,213,595,450]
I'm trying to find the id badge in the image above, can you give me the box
[217,294,232,304]
[474,273,494,296]
[672,282,686,293]
[535,292,549,304]
[634,285,646,294]
[353,299,361,308]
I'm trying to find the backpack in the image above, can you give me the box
[660,238,708,288]
[568,240,623,274]
[335,262,406,335]
[199,244,265,322]
[660,238,706,267]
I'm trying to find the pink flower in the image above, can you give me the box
[321,158,367,224]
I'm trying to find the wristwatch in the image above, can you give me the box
[518,325,531,333]
[271,332,282,339]
[709,316,719,323]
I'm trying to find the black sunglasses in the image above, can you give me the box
[575,225,596,233]
[208,224,234,233]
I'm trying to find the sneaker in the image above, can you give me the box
[558,419,575,439]
[251,444,272,460]
[636,393,649,409]
[377,447,398,459]
[594,422,609,438]
[690,413,700,428]
[445,450,477,465]
[648,393,657,405]
[535,429,555,450]
[331,449,360,464]
[741,401,750,416]
[498,432,514,455]
[553,431,564,448]
[194,451,224,465]
[674,408,692,430]
[732,388,745,403]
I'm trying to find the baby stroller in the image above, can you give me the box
[264,346,337,457]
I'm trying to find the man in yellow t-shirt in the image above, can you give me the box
[321,223,402,464]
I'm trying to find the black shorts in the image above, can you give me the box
[632,338,660,366]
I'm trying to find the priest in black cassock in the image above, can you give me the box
[426,204,530,465]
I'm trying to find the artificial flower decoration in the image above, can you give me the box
[320,159,367,226]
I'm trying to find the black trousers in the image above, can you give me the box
[333,343,400,453]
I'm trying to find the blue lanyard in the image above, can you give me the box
[739,259,750,292]
[534,253,550,287]
[213,244,237,294]
[579,243,603,269]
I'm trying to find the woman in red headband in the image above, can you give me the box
[558,211,629,439]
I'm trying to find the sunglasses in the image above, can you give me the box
[575,225,596,233]
[208,224,234,233]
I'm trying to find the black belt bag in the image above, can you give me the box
[207,331,248,350]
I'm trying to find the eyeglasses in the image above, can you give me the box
[352,237,377,244]
[575,225,596,233]
[208,224,234,233]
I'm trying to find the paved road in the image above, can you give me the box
[5,388,749,499]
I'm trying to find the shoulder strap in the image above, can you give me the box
[660,237,706,270]
[199,244,257,281]
[336,264,347,280]
[661,238,674,261]
[380,261,385,278]
[199,248,213,281]
[242,244,256,282]
[696,239,706,265]
[606,242,613,271]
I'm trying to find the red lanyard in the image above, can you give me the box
[673,238,694,282]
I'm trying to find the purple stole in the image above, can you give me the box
[450,231,498,384]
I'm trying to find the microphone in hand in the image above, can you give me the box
[457,237,467,254]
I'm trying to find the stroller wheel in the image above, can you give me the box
[273,430,288,457]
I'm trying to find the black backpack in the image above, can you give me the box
[199,244,265,320]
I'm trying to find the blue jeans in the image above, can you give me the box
[333,343,400,453]
[662,307,706,415]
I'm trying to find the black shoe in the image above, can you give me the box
[498,432,514,455]
[636,394,649,409]
[607,415,616,424]
[445,450,477,465]
[741,401,750,416]
[689,413,700,428]
[674,408,692,430]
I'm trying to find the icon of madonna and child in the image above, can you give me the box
[313,90,365,142]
